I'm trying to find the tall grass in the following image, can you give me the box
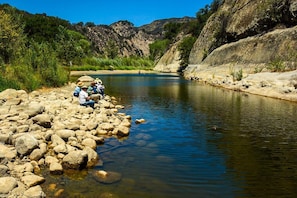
[71,57,154,71]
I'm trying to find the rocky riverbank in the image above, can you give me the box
[0,81,131,197]
[184,64,297,102]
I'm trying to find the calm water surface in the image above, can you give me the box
[44,73,297,198]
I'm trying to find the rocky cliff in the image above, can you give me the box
[75,21,156,57]
[75,18,195,57]
[183,0,297,77]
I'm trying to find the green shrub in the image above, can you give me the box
[231,68,243,81]
[267,59,286,72]
[178,36,197,67]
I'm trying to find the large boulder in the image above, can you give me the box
[0,177,17,194]
[15,134,39,156]
[23,185,46,198]
[21,175,45,187]
[25,103,45,118]
[62,150,88,170]
[77,75,94,83]
[32,114,52,128]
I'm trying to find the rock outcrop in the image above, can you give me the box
[178,0,297,102]
[185,0,297,72]
[154,36,183,73]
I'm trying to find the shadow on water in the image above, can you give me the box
[44,73,297,198]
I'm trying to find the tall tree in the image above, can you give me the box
[0,9,25,64]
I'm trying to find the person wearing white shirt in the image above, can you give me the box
[79,85,95,109]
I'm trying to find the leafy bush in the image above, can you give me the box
[231,68,243,81]
[178,36,197,67]
[149,39,170,61]
[267,59,286,72]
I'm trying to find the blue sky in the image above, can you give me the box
[0,0,213,26]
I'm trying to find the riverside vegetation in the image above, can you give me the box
[0,0,220,92]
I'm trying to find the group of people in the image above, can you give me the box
[73,78,105,109]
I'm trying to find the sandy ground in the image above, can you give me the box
[70,69,297,103]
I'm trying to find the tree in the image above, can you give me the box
[178,36,196,67]
[56,26,91,65]
[149,39,170,62]
[105,39,119,59]
[0,9,25,64]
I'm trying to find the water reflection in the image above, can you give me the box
[46,73,297,197]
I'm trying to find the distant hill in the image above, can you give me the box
[139,17,195,35]
[73,17,196,57]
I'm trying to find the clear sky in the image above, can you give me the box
[0,0,213,27]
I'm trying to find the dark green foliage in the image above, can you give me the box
[164,22,182,40]
[21,41,68,87]
[178,36,197,67]
[85,22,96,27]
[23,13,71,43]
[0,5,70,91]
[55,26,91,66]
[149,39,170,61]
[105,40,119,59]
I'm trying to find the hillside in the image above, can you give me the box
[74,17,195,57]
[180,0,297,102]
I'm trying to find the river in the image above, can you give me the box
[44,73,297,198]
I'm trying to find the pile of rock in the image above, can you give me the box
[0,83,131,197]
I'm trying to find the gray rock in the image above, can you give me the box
[56,129,75,140]
[49,162,63,175]
[82,138,97,150]
[0,165,8,176]
[25,102,45,118]
[93,170,122,184]
[51,134,65,147]
[15,134,39,156]
[0,133,11,144]
[0,144,17,160]
[23,185,46,198]
[21,175,45,187]
[30,149,45,161]
[116,125,130,137]
[3,98,22,106]
[17,125,30,133]
[45,156,59,166]
[53,144,68,154]
[32,114,52,128]
[83,146,99,167]
[0,177,17,194]
[62,150,88,170]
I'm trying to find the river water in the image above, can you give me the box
[44,73,297,198]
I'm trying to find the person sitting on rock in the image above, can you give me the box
[73,81,83,97]
[95,78,105,97]
[79,85,95,108]
[87,81,101,101]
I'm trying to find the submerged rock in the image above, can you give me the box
[93,170,122,184]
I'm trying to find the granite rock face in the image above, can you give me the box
[187,0,297,67]
[75,18,195,57]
